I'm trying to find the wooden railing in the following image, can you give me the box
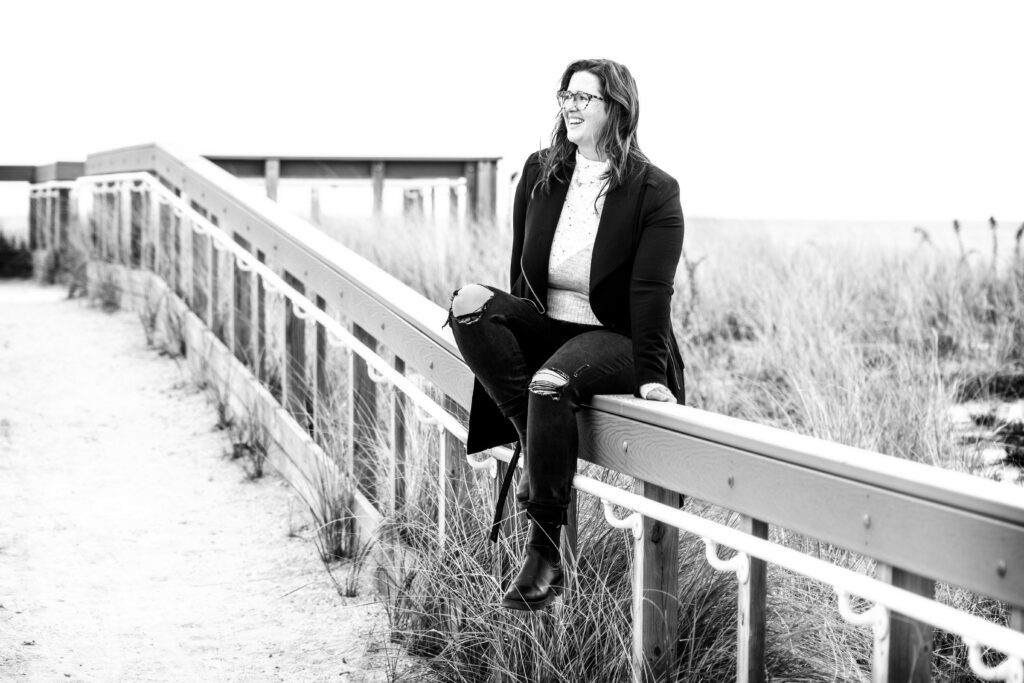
[29,143,1024,682]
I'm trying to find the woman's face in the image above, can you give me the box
[562,70,609,159]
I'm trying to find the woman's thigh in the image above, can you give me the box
[448,285,565,371]
[528,329,634,403]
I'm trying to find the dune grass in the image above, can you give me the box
[307,212,1024,681]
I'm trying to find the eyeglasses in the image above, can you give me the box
[556,90,606,111]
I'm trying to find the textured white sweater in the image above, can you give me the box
[546,151,609,326]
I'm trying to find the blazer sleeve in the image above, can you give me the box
[630,175,684,393]
[509,153,539,288]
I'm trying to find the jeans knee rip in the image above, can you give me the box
[447,286,493,326]
[529,368,569,400]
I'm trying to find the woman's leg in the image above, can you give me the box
[524,329,634,526]
[447,284,559,441]
[502,329,634,611]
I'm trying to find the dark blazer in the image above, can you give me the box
[465,149,685,454]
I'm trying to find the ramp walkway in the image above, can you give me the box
[0,281,396,681]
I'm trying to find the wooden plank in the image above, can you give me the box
[737,516,768,683]
[638,482,678,683]
[393,356,407,510]
[443,395,472,513]
[332,277,471,407]
[314,295,328,440]
[28,195,37,250]
[577,409,1024,606]
[475,160,496,224]
[463,162,477,221]
[283,272,310,432]
[58,188,71,253]
[875,564,934,682]
[591,397,1024,527]
[0,165,35,181]
[232,234,254,368]
[352,324,379,507]
[200,156,500,182]
[371,161,384,215]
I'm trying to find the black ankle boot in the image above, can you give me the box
[501,522,563,611]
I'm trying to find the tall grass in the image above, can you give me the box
[313,213,1022,681]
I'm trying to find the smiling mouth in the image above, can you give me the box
[566,117,583,126]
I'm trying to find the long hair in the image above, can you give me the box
[534,58,649,197]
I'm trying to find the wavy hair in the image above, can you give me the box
[534,58,649,197]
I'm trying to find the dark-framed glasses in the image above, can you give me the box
[556,90,605,110]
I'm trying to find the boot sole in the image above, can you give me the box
[500,582,564,611]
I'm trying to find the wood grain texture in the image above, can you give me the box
[639,483,678,683]
[737,516,768,683]
[875,564,934,683]
[578,411,1024,606]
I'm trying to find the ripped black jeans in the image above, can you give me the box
[447,285,633,525]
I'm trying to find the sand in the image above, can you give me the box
[0,280,403,682]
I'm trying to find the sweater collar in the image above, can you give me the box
[573,149,609,184]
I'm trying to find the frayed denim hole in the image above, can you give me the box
[449,286,494,326]
[528,368,570,401]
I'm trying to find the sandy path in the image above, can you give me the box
[0,281,398,682]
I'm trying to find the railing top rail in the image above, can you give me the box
[591,395,1024,524]
[204,153,504,163]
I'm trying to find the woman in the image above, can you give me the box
[447,58,685,611]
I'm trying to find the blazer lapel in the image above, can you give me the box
[521,175,570,303]
[590,181,636,290]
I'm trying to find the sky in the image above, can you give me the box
[2,0,1023,222]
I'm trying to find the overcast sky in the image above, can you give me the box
[3,0,1022,221]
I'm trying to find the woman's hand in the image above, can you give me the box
[640,383,676,403]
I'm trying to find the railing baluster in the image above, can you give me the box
[351,324,380,507]
[738,515,768,683]
[875,563,934,682]
[639,482,679,683]
[392,356,407,512]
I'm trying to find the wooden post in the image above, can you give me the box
[392,356,407,511]
[875,564,934,683]
[351,324,379,506]
[120,183,131,265]
[265,158,280,201]
[491,457,516,590]
[737,516,768,683]
[443,395,473,520]
[638,482,679,683]
[28,193,37,251]
[58,188,70,254]
[314,296,328,442]
[476,160,496,225]
[449,185,460,227]
[283,272,310,432]
[371,162,385,215]
[463,162,478,222]
[147,188,160,273]
[232,234,254,368]
[256,250,267,386]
